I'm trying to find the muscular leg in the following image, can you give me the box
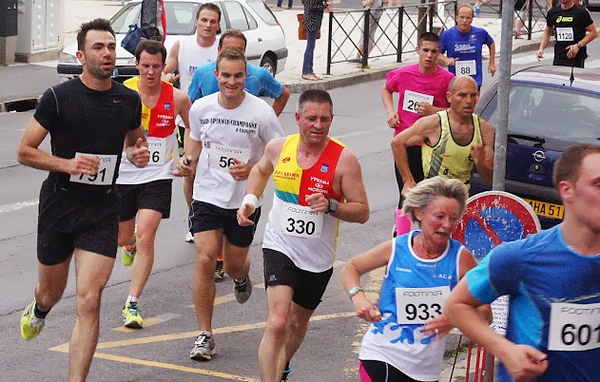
[222,238,250,280]
[69,249,115,382]
[128,209,162,298]
[117,218,136,247]
[259,284,295,382]
[192,230,223,332]
[183,177,193,211]
[35,256,71,312]
[284,302,314,366]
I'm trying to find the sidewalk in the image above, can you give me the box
[0,0,541,111]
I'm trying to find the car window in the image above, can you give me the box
[221,1,258,31]
[110,3,142,34]
[245,0,279,26]
[165,2,201,35]
[110,1,200,35]
[484,84,600,145]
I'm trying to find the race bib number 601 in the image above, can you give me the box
[395,286,450,324]
[548,302,600,351]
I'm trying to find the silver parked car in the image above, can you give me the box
[57,0,288,82]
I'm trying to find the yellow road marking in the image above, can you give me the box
[188,282,267,308]
[114,313,181,332]
[93,352,261,381]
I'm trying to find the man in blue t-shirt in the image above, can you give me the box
[445,143,600,382]
[438,4,495,89]
[188,29,290,116]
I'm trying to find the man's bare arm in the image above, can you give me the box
[272,86,290,116]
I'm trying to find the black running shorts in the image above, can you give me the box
[37,182,120,265]
[117,179,173,222]
[262,248,333,310]
[188,200,261,248]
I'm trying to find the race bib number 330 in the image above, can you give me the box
[395,286,450,324]
[280,203,323,238]
[548,302,600,351]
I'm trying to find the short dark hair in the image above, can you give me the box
[196,3,222,22]
[418,32,440,46]
[219,29,247,50]
[553,143,600,191]
[216,47,247,70]
[77,18,115,51]
[135,40,167,64]
[297,89,333,115]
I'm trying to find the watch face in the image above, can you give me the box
[330,199,338,212]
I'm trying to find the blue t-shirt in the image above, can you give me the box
[187,61,284,102]
[465,225,600,382]
[439,26,494,86]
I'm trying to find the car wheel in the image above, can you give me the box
[260,56,276,76]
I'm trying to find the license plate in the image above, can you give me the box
[112,68,119,78]
[522,198,564,220]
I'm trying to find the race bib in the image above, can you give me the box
[280,203,323,238]
[556,27,574,42]
[402,91,434,114]
[147,137,168,165]
[548,302,600,351]
[455,60,477,76]
[395,286,450,324]
[209,144,250,170]
[69,153,117,186]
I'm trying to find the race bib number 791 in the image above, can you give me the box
[69,153,117,186]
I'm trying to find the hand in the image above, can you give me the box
[470,144,487,163]
[500,344,548,382]
[229,158,250,181]
[536,49,544,61]
[353,295,382,322]
[68,154,99,176]
[446,57,458,66]
[488,62,497,76]
[387,111,400,129]
[175,155,194,178]
[416,102,433,116]
[566,44,579,59]
[237,203,256,226]
[422,314,453,339]
[130,138,150,168]
[305,193,329,213]
[400,180,417,197]
[161,72,180,84]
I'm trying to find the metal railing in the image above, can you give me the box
[325,0,549,73]
[326,1,458,74]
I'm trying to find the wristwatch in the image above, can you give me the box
[327,198,339,214]
[577,42,582,48]
[348,286,364,300]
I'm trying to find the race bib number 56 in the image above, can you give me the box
[548,302,600,351]
[69,153,117,186]
[395,286,450,324]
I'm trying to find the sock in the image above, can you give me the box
[125,243,136,251]
[234,276,247,285]
[126,295,139,306]
[33,303,50,319]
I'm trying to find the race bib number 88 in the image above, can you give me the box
[548,302,600,351]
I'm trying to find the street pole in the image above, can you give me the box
[492,0,514,192]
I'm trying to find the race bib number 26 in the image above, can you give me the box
[548,302,600,351]
[402,91,434,114]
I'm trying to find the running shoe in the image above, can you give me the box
[185,231,194,243]
[214,258,225,282]
[20,299,45,340]
[122,302,143,328]
[281,361,292,381]
[121,244,136,266]
[473,5,480,17]
[234,275,252,303]
[190,333,216,361]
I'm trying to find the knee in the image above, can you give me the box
[135,230,156,251]
[266,313,290,339]
[76,289,103,317]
